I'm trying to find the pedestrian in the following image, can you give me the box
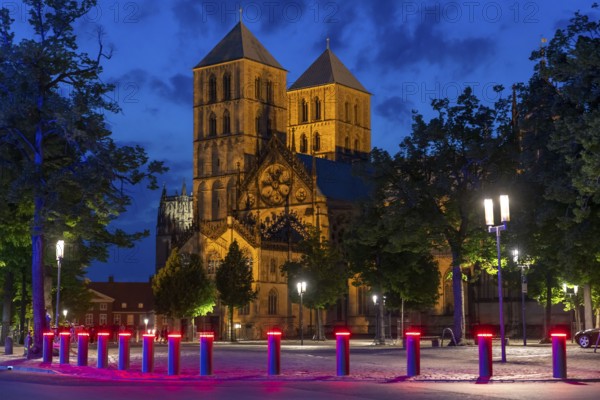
[24,330,32,357]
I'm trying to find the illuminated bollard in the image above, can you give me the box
[267,329,282,375]
[142,334,154,373]
[59,332,70,365]
[199,332,214,376]
[335,329,351,376]
[168,333,181,376]
[118,332,131,370]
[551,333,567,379]
[77,332,89,366]
[97,332,109,368]
[406,331,421,377]
[478,333,493,378]
[42,332,54,363]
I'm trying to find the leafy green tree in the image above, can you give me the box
[152,248,215,321]
[0,1,165,354]
[282,226,347,340]
[393,87,514,342]
[216,241,257,341]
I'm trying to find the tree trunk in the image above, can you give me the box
[583,283,593,330]
[377,299,386,344]
[544,273,552,341]
[451,252,464,343]
[1,269,14,345]
[20,266,27,345]
[316,309,325,340]
[228,306,234,342]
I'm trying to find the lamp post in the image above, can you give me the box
[373,294,385,345]
[562,283,579,342]
[55,240,65,330]
[513,249,529,346]
[62,309,67,325]
[297,281,306,345]
[484,195,509,363]
[144,318,149,334]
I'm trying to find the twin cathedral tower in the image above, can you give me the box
[156,22,373,338]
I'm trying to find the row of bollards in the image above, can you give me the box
[40,330,570,379]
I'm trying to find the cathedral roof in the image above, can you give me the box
[195,22,284,70]
[296,154,371,202]
[288,48,368,93]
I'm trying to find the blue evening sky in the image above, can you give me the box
[8,0,595,281]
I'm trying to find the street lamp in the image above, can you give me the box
[513,249,529,346]
[297,281,306,345]
[562,283,579,342]
[484,195,509,363]
[144,318,149,334]
[55,240,65,330]
[62,309,67,325]
[372,294,385,345]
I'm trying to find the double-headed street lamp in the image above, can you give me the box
[55,240,65,329]
[297,281,306,345]
[484,195,509,363]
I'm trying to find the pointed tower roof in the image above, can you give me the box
[288,48,368,93]
[195,22,284,70]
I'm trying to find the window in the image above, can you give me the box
[301,99,308,122]
[255,113,261,134]
[99,303,107,311]
[99,314,107,325]
[345,101,349,122]
[223,73,231,100]
[208,253,221,274]
[121,303,127,309]
[209,112,217,136]
[266,80,273,103]
[354,139,359,152]
[354,103,359,125]
[344,136,349,151]
[255,77,262,99]
[267,119,272,136]
[113,314,121,324]
[314,97,321,120]
[268,289,278,315]
[127,314,134,326]
[85,313,93,326]
[300,134,308,153]
[208,74,217,103]
[138,303,144,309]
[269,258,276,282]
[238,304,249,315]
[314,132,321,152]
[223,109,230,134]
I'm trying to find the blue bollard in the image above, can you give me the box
[118,332,131,370]
[406,331,421,376]
[199,332,214,376]
[478,333,493,378]
[96,332,109,368]
[59,332,70,365]
[335,329,351,376]
[267,329,282,375]
[168,333,181,376]
[142,334,154,373]
[77,333,89,366]
[42,332,54,363]
[551,333,567,379]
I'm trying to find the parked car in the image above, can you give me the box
[574,328,600,348]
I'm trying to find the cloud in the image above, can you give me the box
[376,95,414,124]
[150,73,193,105]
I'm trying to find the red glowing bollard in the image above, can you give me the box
[142,334,155,373]
[199,332,214,376]
[478,333,493,378]
[168,333,181,376]
[267,329,282,375]
[551,333,567,379]
[42,332,54,363]
[118,332,131,370]
[77,332,89,366]
[335,329,351,376]
[59,332,70,364]
[96,332,109,368]
[406,331,421,376]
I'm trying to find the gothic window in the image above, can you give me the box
[255,113,261,134]
[223,109,230,134]
[268,289,278,315]
[207,252,221,274]
[208,74,217,103]
[314,97,321,120]
[269,258,276,282]
[313,132,321,151]
[344,136,349,152]
[300,133,308,153]
[209,112,217,136]
[344,101,349,122]
[238,304,249,315]
[222,73,231,100]
[354,139,359,152]
[255,77,262,99]
[301,99,308,122]
[266,80,273,103]
[354,103,359,125]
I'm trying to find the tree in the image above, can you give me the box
[0,1,165,354]
[394,87,514,343]
[152,248,215,322]
[282,226,347,340]
[215,240,256,341]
